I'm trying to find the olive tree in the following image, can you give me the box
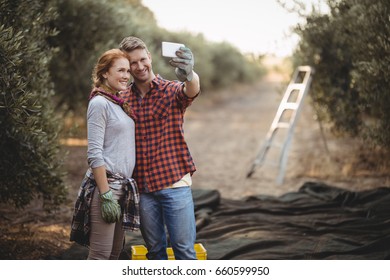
[0,0,66,209]
[294,0,390,149]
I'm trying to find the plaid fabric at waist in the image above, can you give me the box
[104,169,140,231]
[70,169,140,247]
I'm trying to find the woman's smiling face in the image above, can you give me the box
[103,57,131,92]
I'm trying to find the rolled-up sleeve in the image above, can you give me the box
[176,83,200,110]
[87,97,107,168]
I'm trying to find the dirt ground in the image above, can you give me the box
[1,67,389,259]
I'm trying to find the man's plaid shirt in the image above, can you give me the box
[121,75,198,193]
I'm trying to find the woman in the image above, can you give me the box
[70,49,139,260]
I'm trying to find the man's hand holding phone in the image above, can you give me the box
[162,42,194,82]
[162,42,185,57]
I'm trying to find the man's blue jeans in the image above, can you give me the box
[139,186,196,260]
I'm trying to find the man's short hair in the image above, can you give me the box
[119,36,148,53]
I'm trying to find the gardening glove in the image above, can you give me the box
[100,189,121,223]
[169,46,194,82]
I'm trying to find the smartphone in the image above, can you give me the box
[162,41,185,57]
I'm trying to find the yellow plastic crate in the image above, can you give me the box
[131,243,207,260]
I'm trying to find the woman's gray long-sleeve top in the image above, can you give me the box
[87,96,135,178]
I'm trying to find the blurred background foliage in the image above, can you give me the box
[0,0,66,209]
[1,0,389,209]
[293,0,390,149]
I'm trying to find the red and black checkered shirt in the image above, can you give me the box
[121,75,198,193]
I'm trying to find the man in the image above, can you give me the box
[119,36,200,260]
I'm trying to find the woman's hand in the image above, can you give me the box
[99,189,121,223]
